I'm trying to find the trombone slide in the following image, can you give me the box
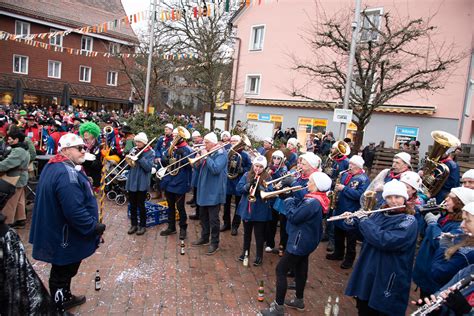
[327,205,405,222]
[260,185,306,200]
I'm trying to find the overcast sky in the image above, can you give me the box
[121,0,150,34]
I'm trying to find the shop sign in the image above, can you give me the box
[247,113,258,120]
[333,109,353,123]
[312,119,328,127]
[258,113,271,121]
[271,114,283,122]
[395,126,419,137]
[348,122,357,130]
[298,117,312,125]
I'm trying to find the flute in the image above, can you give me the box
[327,205,405,222]
[411,274,474,316]
[436,232,473,240]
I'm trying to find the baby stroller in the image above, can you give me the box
[105,170,151,206]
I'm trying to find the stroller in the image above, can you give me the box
[105,170,151,206]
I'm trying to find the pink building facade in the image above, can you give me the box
[230,0,474,153]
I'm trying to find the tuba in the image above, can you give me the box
[323,140,351,174]
[420,131,460,197]
[362,190,376,211]
[167,126,191,176]
[228,135,251,179]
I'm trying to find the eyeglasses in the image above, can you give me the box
[71,145,85,152]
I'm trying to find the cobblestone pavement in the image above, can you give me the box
[17,199,418,315]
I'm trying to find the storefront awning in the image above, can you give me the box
[245,98,436,116]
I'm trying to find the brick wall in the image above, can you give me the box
[0,15,134,91]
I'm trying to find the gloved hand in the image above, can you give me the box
[127,154,138,162]
[280,176,294,188]
[244,182,253,192]
[445,289,472,314]
[95,223,106,236]
[424,212,441,225]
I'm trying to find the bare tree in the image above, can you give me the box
[292,8,464,151]
[158,0,235,130]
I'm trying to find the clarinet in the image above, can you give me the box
[411,274,474,316]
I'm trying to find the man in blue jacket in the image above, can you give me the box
[434,150,460,204]
[191,132,227,255]
[29,133,106,314]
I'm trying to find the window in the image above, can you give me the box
[49,28,63,47]
[107,71,118,86]
[109,43,120,55]
[48,60,61,79]
[245,75,261,95]
[13,55,28,74]
[81,36,93,52]
[15,21,30,36]
[79,66,92,82]
[250,25,265,51]
[360,8,383,42]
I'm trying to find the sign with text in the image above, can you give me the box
[333,109,353,123]
[258,113,271,121]
[271,114,283,122]
[247,113,258,120]
[395,126,419,138]
[312,119,328,127]
[298,117,313,125]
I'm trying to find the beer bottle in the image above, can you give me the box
[180,240,185,255]
[324,296,332,316]
[95,270,101,291]
[257,280,264,302]
[243,250,249,267]
[332,297,339,316]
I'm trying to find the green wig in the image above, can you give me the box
[79,122,101,138]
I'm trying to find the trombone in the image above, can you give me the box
[105,137,156,185]
[260,185,307,200]
[248,175,261,202]
[263,168,302,188]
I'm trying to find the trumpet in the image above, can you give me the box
[327,205,405,222]
[105,137,156,185]
[260,185,307,200]
[248,175,261,202]
[188,142,230,166]
[263,168,302,188]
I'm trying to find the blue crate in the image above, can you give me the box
[127,201,169,227]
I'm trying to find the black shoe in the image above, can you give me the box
[326,241,335,253]
[340,260,353,269]
[253,257,263,266]
[63,294,86,310]
[189,214,199,220]
[220,225,230,232]
[237,254,245,262]
[179,229,187,240]
[321,236,329,242]
[186,199,196,205]
[284,297,305,311]
[287,282,296,290]
[231,227,238,236]
[206,244,219,255]
[11,220,26,228]
[192,238,209,246]
[160,228,177,236]
[326,253,344,260]
[127,225,138,234]
[136,227,146,235]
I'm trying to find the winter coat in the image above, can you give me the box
[29,160,100,265]
[431,243,474,292]
[435,159,460,204]
[413,218,462,294]
[273,176,309,215]
[334,171,369,230]
[160,143,193,195]
[345,211,418,316]
[82,140,102,188]
[24,124,40,149]
[227,150,251,196]
[285,152,298,170]
[125,147,154,192]
[435,264,474,316]
[154,135,172,159]
[236,172,272,222]
[0,143,30,188]
[330,157,349,180]
[196,148,227,206]
[283,196,323,256]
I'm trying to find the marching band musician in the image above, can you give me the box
[413,187,474,298]
[259,172,331,315]
[154,123,174,166]
[80,122,102,190]
[285,138,299,170]
[462,169,474,190]
[222,134,251,235]
[365,152,412,208]
[126,132,155,236]
[327,141,350,180]
[191,132,227,255]
[326,156,369,269]
[257,137,274,156]
[433,149,460,204]
[188,130,203,219]
[273,152,321,254]
[399,171,425,235]
[159,127,193,240]
[344,180,418,316]
[221,131,232,150]
[265,150,288,253]
[236,155,271,266]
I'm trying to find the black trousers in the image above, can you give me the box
[264,208,279,249]
[165,191,187,230]
[275,252,309,305]
[242,221,266,259]
[223,194,242,229]
[279,213,288,249]
[355,298,388,316]
[129,191,147,227]
[199,204,221,246]
[49,261,81,297]
[334,226,357,262]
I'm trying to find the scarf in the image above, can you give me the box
[334,155,347,162]
[343,169,364,185]
[305,191,330,214]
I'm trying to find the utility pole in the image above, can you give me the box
[338,0,362,140]
[458,51,474,141]
[144,0,157,114]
